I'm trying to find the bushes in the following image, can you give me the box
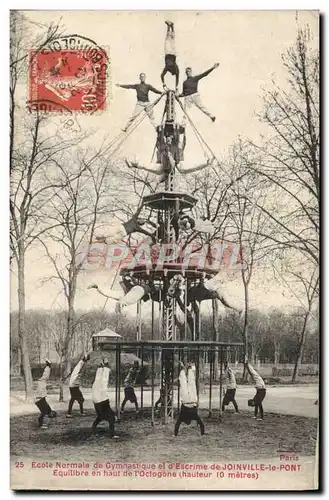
[272,365,319,377]
[31,363,61,380]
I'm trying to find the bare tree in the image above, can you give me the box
[39,150,115,400]
[272,254,318,381]
[249,25,319,272]
[9,12,80,400]
[225,143,275,371]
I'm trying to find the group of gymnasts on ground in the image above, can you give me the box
[34,355,266,438]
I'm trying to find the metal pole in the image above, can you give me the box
[209,348,213,418]
[163,349,168,424]
[151,299,155,340]
[219,347,224,420]
[141,345,144,418]
[196,346,200,406]
[171,349,175,421]
[158,287,162,340]
[213,299,219,380]
[198,302,202,340]
[151,347,155,427]
[184,275,188,341]
[177,348,181,414]
[117,344,121,422]
[192,303,196,342]
[137,301,142,342]
[115,344,118,417]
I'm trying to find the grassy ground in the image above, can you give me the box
[10,408,317,463]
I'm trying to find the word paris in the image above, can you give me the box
[79,240,247,272]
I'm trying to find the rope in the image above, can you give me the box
[151,102,166,163]
[175,96,213,156]
[110,94,166,157]
[175,95,232,180]
[101,263,121,312]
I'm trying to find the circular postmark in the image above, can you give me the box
[26,99,82,139]
[29,35,109,113]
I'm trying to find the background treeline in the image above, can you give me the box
[10,307,319,375]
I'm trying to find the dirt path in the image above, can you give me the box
[10,384,319,418]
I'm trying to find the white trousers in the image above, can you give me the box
[183,93,213,124]
[119,285,145,307]
[125,101,156,129]
[165,32,176,56]
[179,368,198,404]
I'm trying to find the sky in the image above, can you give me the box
[10,9,319,314]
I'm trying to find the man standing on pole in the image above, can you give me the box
[116,73,162,132]
[180,63,219,123]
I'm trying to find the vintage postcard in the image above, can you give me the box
[10,10,319,491]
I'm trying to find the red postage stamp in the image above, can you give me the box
[29,40,108,112]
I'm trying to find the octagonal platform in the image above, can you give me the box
[119,263,219,280]
[142,191,197,211]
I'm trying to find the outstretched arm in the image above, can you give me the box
[176,158,214,174]
[175,69,180,89]
[195,63,219,81]
[88,285,123,301]
[116,84,137,89]
[148,85,163,95]
[125,158,164,175]
[161,69,167,85]
[216,292,242,313]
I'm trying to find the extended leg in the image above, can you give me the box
[121,398,128,411]
[79,400,84,415]
[124,103,144,131]
[221,398,226,412]
[182,96,193,126]
[108,418,115,438]
[174,413,183,436]
[145,104,157,128]
[196,414,205,435]
[192,94,215,120]
[179,369,189,402]
[187,367,198,403]
[258,402,264,419]
[165,22,176,55]
[232,398,239,413]
[67,397,75,415]
[38,413,45,427]
[92,416,102,432]
[119,285,147,307]
[254,405,258,418]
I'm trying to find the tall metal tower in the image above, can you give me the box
[119,90,216,423]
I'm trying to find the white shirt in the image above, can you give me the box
[69,360,84,388]
[248,364,266,389]
[225,367,237,389]
[92,367,111,404]
[35,366,50,400]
